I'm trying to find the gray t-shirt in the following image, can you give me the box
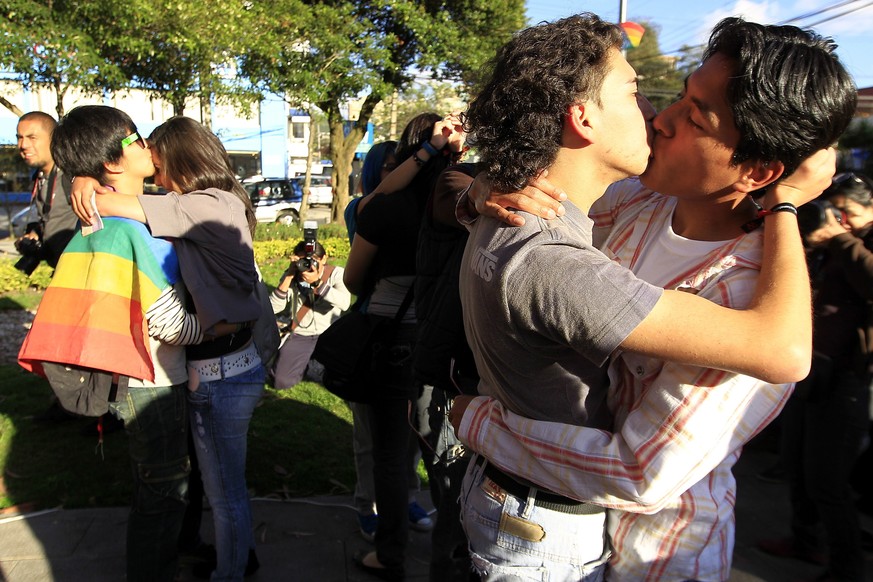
[139,188,259,329]
[460,202,662,429]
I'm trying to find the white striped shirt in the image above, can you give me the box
[458,180,793,581]
[145,285,204,346]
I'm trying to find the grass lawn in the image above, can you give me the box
[0,236,427,512]
[0,366,365,511]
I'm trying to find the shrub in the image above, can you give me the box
[253,237,350,266]
[0,236,349,295]
[253,223,301,242]
[0,260,52,293]
[253,221,349,244]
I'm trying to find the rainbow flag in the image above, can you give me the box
[19,218,179,382]
[621,21,645,48]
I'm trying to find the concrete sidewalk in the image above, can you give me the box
[0,492,434,582]
[0,449,869,581]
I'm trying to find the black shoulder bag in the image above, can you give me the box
[312,286,414,403]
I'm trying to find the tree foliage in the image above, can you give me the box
[0,0,128,117]
[625,21,684,112]
[73,0,258,118]
[243,0,523,224]
[0,0,524,217]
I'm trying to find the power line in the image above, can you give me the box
[778,0,861,24]
[648,0,873,65]
[804,0,873,27]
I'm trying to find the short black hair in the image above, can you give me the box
[705,17,857,176]
[18,111,57,132]
[51,106,137,181]
[463,13,623,192]
[293,240,326,258]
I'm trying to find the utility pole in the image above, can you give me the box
[620,0,628,57]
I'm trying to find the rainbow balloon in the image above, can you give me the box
[621,21,645,48]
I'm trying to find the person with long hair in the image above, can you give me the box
[345,115,464,243]
[343,113,464,581]
[72,116,265,582]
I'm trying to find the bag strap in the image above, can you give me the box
[291,264,336,332]
[393,283,415,324]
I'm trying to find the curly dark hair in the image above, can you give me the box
[705,17,856,177]
[463,13,623,192]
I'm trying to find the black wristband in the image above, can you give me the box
[741,202,800,233]
[762,202,799,216]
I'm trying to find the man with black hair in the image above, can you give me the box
[14,111,77,269]
[450,14,852,581]
[19,105,204,582]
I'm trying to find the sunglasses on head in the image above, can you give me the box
[833,172,868,186]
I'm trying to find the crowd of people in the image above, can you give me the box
[9,10,872,582]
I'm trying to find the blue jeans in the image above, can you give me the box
[110,383,190,582]
[188,365,265,582]
[460,456,608,581]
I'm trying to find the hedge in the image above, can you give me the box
[0,236,351,294]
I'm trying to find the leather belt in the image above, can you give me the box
[189,341,261,382]
[474,455,605,515]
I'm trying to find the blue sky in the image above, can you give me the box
[525,0,873,87]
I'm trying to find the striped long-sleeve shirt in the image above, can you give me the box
[457,179,793,581]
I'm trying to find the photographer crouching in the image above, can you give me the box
[761,173,873,580]
[270,226,351,389]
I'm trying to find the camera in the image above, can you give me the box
[13,237,43,275]
[295,221,319,272]
[797,200,846,236]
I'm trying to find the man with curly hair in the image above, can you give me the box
[453,13,851,581]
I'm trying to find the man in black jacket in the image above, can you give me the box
[15,111,77,269]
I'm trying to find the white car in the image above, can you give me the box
[11,205,38,238]
[299,175,333,206]
[244,179,302,225]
